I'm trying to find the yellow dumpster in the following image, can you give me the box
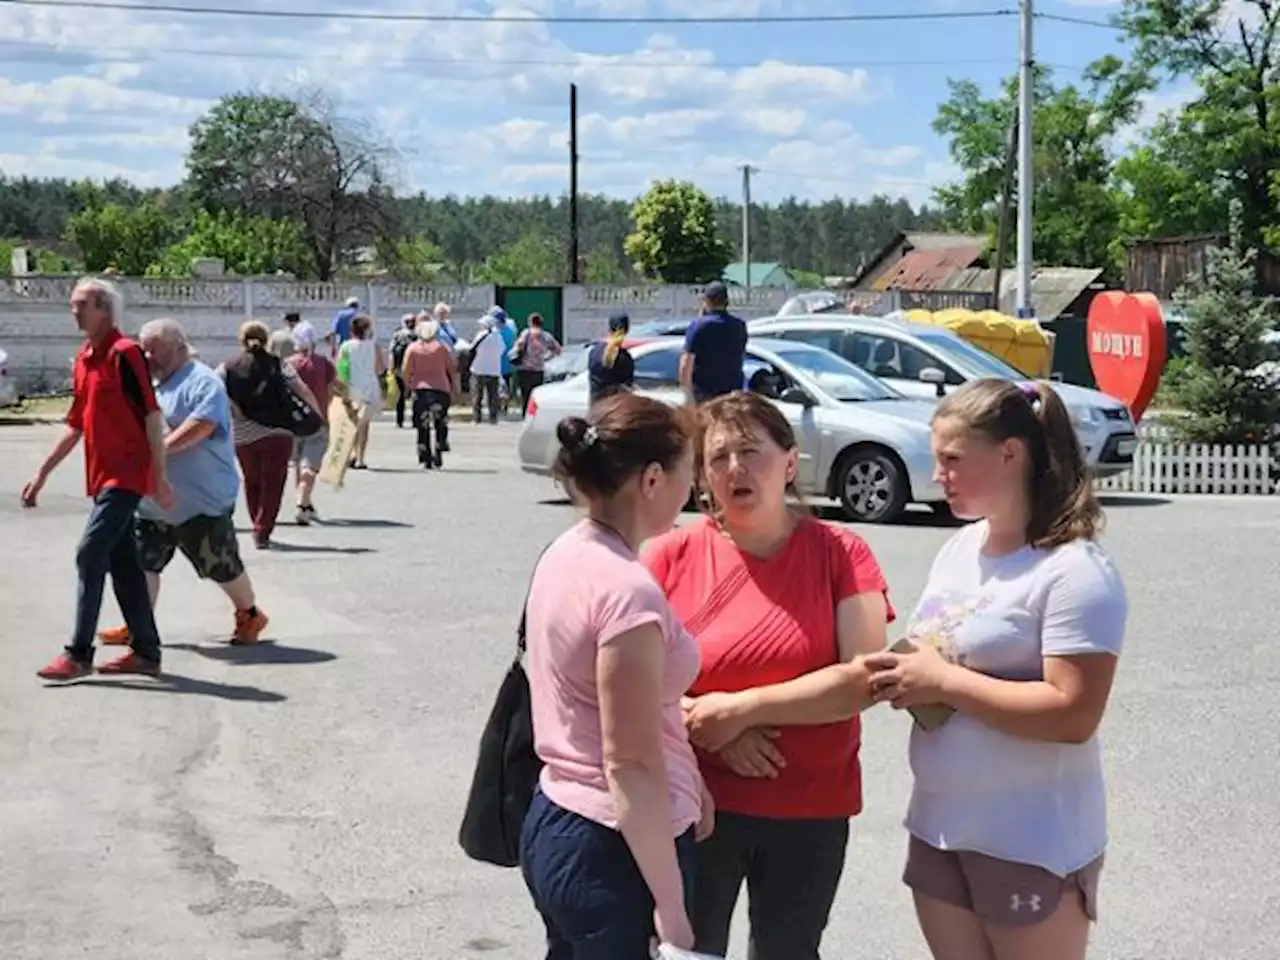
[904,309,1052,378]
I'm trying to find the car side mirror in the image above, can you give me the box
[779,386,814,407]
[919,366,947,398]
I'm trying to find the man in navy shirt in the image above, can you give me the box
[679,280,747,404]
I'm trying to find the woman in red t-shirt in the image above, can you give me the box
[643,390,894,960]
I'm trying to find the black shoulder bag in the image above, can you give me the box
[457,555,546,868]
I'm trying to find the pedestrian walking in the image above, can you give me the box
[389,313,418,428]
[25,277,171,681]
[402,318,459,469]
[469,315,504,424]
[96,318,270,648]
[511,312,561,416]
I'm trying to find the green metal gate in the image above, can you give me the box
[496,287,565,341]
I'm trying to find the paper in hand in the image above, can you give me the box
[887,637,956,731]
[653,946,726,960]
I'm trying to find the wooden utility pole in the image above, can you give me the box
[992,113,1019,312]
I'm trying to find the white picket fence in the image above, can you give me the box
[1095,420,1277,496]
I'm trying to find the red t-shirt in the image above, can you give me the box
[643,516,894,820]
[291,352,336,413]
[66,328,159,498]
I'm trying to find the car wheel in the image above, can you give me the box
[833,446,909,524]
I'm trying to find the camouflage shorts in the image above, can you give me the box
[136,512,245,584]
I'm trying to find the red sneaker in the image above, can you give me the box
[231,608,269,646]
[98,625,131,646]
[37,653,92,681]
[97,652,161,676]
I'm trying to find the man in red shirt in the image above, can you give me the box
[22,277,174,681]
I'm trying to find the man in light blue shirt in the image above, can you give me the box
[328,297,360,356]
[96,318,272,649]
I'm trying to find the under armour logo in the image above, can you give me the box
[1010,893,1042,913]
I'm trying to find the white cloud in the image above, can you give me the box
[0,0,952,204]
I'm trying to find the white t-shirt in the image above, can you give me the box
[470,326,505,378]
[904,520,1128,877]
[339,337,380,403]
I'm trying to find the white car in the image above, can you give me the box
[750,313,1139,478]
[518,337,946,523]
[0,348,17,408]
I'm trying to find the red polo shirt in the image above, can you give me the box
[66,328,159,498]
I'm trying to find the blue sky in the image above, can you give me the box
[0,0,1165,206]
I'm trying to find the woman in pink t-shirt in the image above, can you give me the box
[520,392,711,960]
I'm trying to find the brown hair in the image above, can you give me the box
[934,378,1101,548]
[697,390,809,512]
[238,320,270,352]
[554,392,694,500]
[528,312,543,328]
[351,314,374,339]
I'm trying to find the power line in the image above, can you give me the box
[1034,12,1117,29]
[0,40,1085,73]
[0,0,1019,25]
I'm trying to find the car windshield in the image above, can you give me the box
[761,342,898,402]
[913,330,1025,380]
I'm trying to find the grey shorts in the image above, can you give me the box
[294,430,329,471]
[904,835,1104,927]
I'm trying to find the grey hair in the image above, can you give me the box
[74,276,123,326]
[415,319,440,342]
[433,301,451,319]
[138,317,197,358]
[137,317,187,347]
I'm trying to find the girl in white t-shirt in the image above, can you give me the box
[866,378,1128,960]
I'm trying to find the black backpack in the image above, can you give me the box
[223,349,322,436]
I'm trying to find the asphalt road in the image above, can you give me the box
[1,418,1275,960]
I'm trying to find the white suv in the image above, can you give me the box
[750,314,1138,478]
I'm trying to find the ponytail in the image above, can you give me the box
[602,329,626,369]
[1024,382,1101,548]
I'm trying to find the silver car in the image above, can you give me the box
[518,337,946,523]
[750,313,1139,478]
[0,347,17,408]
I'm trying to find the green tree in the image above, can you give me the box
[1115,0,1280,250]
[1172,201,1279,443]
[931,59,1147,279]
[625,180,731,283]
[476,233,564,285]
[185,91,398,280]
[385,236,446,282]
[148,209,306,277]
[581,246,630,284]
[65,201,173,275]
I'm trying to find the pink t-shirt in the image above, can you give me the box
[525,519,703,834]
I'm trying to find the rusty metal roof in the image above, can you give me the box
[870,246,988,292]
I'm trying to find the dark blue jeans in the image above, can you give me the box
[68,488,161,663]
[520,787,698,960]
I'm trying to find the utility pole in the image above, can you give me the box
[740,164,756,292]
[1015,0,1034,318]
[568,83,580,284]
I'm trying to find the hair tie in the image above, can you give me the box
[1020,381,1042,413]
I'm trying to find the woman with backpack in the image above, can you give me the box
[221,320,322,549]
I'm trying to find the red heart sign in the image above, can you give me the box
[1086,291,1167,419]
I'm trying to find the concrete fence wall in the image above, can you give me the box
[0,276,789,390]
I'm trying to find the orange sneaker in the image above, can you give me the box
[231,608,269,645]
[97,625,131,646]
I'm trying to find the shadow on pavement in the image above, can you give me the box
[1098,494,1172,508]
[263,542,375,555]
[813,504,967,529]
[47,674,286,702]
[538,496,573,507]
[438,468,499,475]
[166,641,337,666]
[319,518,413,529]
